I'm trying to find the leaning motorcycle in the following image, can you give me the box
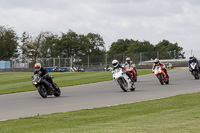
[189,62,199,79]
[125,64,137,82]
[112,67,136,92]
[153,66,169,85]
[31,74,61,98]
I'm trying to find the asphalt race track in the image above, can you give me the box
[1,68,200,121]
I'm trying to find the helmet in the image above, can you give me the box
[112,59,119,68]
[189,55,194,61]
[126,57,131,61]
[34,63,41,71]
[126,57,131,64]
[154,58,159,64]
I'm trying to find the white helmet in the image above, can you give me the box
[126,57,131,61]
[189,55,194,60]
[154,58,159,64]
[112,59,119,68]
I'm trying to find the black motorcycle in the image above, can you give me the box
[31,73,61,98]
[189,62,199,79]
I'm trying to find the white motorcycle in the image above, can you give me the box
[190,62,199,79]
[112,67,135,92]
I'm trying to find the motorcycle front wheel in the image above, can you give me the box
[37,85,47,98]
[117,78,128,92]
[157,74,164,85]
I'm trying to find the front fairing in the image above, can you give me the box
[32,74,42,85]
[190,62,198,70]
[112,68,124,80]
[154,66,162,75]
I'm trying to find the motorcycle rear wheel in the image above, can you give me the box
[130,84,136,91]
[193,71,199,80]
[165,77,169,84]
[134,76,137,82]
[53,83,61,97]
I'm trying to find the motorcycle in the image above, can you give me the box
[125,64,137,82]
[112,67,136,92]
[53,68,62,72]
[153,65,169,85]
[31,73,61,98]
[76,67,85,72]
[189,62,199,79]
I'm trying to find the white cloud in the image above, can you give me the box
[0,0,200,51]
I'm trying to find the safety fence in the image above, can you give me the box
[0,49,199,71]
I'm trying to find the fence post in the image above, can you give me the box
[140,52,142,62]
[174,50,176,59]
[157,51,159,59]
[58,56,60,67]
[88,55,89,68]
[70,57,72,72]
[105,54,107,66]
[191,49,193,55]
[123,53,125,63]
[53,58,55,67]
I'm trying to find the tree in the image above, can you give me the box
[126,40,155,62]
[155,40,184,59]
[55,30,80,58]
[21,32,53,64]
[107,39,134,62]
[0,26,19,60]
[108,39,133,54]
[86,33,106,64]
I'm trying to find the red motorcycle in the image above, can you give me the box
[53,68,62,72]
[125,65,137,82]
[153,65,169,85]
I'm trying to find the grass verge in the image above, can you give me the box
[0,91,200,133]
[0,69,152,95]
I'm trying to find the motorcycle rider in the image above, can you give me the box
[124,57,137,76]
[112,59,134,82]
[34,63,55,89]
[188,55,200,71]
[152,58,169,78]
[54,66,58,72]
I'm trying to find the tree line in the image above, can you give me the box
[0,25,185,64]
[107,39,185,63]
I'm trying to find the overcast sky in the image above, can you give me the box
[1,0,200,52]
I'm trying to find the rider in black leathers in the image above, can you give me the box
[34,63,55,89]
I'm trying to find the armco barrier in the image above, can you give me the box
[45,67,67,72]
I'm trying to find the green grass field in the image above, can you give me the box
[0,91,200,133]
[0,69,152,95]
